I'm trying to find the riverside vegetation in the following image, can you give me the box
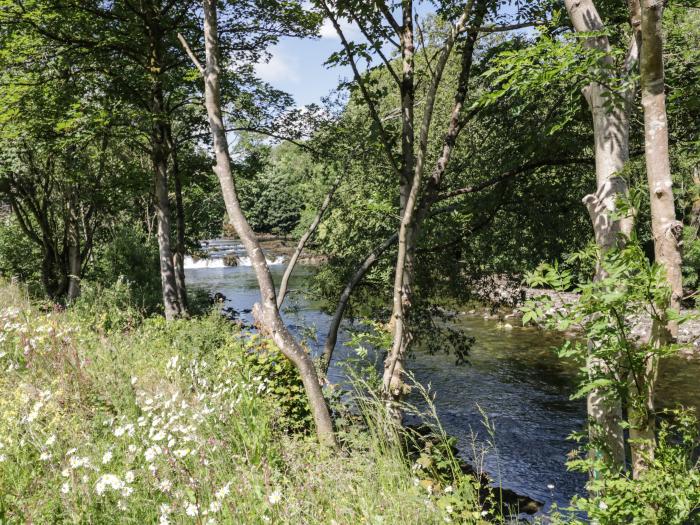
[1,0,699,522]
[0,280,493,524]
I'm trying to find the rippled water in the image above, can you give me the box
[185,248,700,514]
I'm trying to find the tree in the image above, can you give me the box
[629,0,684,477]
[180,0,336,447]
[562,0,640,471]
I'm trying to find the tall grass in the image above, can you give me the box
[0,281,484,524]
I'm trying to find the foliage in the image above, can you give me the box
[0,281,478,524]
[88,225,162,314]
[562,409,700,525]
[522,236,700,522]
[0,215,42,291]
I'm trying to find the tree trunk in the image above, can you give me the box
[66,194,81,301]
[277,173,341,308]
[188,0,336,448]
[640,0,683,326]
[383,0,482,401]
[166,124,189,314]
[322,231,399,373]
[148,11,181,321]
[564,0,639,471]
[629,0,684,477]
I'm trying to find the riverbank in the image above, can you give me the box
[0,281,493,524]
[463,283,700,360]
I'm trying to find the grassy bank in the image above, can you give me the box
[0,282,484,524]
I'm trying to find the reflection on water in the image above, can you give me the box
[185,261,700,513]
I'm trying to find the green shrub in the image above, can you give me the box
[564,409,700,524]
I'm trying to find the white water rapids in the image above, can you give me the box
[183,248,285,270]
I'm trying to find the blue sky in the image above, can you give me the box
[255,19,357,107]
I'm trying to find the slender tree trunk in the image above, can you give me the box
[66,194,81,301]
[184,0,336,447]
[322,231,399,373]
[640,0,683,324]
[564,0,639,471]
[383,0,481,400]
[629,0,684,478]
[148,13,181,321]
[166,124,189,313]
[277,173,341,308]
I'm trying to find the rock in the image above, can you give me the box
[223,254,238,266]
[210,292,226,304]
[503,323,513,330]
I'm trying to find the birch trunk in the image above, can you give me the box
[630,0,684,477]
[564,0,638,470]
[190,0,336,447]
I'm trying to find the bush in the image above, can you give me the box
[0,216,42,292]
[564,410,700,524]
[89,225,162,313]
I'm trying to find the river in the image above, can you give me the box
[184,239,700,515]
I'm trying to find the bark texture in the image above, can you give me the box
[191,0,336,447]
[630,0,683,477]
[166,124,189,314]
[66,193,81,301]
[564,0,638,470]
[147,7,182,321]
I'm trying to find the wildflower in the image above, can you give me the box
[481,510,488,517]
[128,445,137,454]
[159,503,171,515]
[215,482,231,500]
[45,435,57,446]
[174,449,189,458]
[152,430,166,442]
[445,505,453,514]
[0,454,6,462]
[40,452,51,461]
[95,474,125,495]
[131,376,137,385]
[158,479,172,492]
[159,516,170,525]
[117,500,127,511]
[61,468,70,477]
[121,486,133,498]
[268,490,282,505]
[61,482,71,494]
[125,471,135,483]
[444,485,453,493]
[102,450,113,464]
[599,501,609,510]
[209,501,222,513]
[69,456,90,469]
[185,502,199,517]
[114,427,126,437]
[144,445,162,462]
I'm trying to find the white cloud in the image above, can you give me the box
[255,49,300,84]
[318,18,361,40]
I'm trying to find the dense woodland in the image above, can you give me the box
[0,0,699,523]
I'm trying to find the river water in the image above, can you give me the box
[185,240,700,514]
